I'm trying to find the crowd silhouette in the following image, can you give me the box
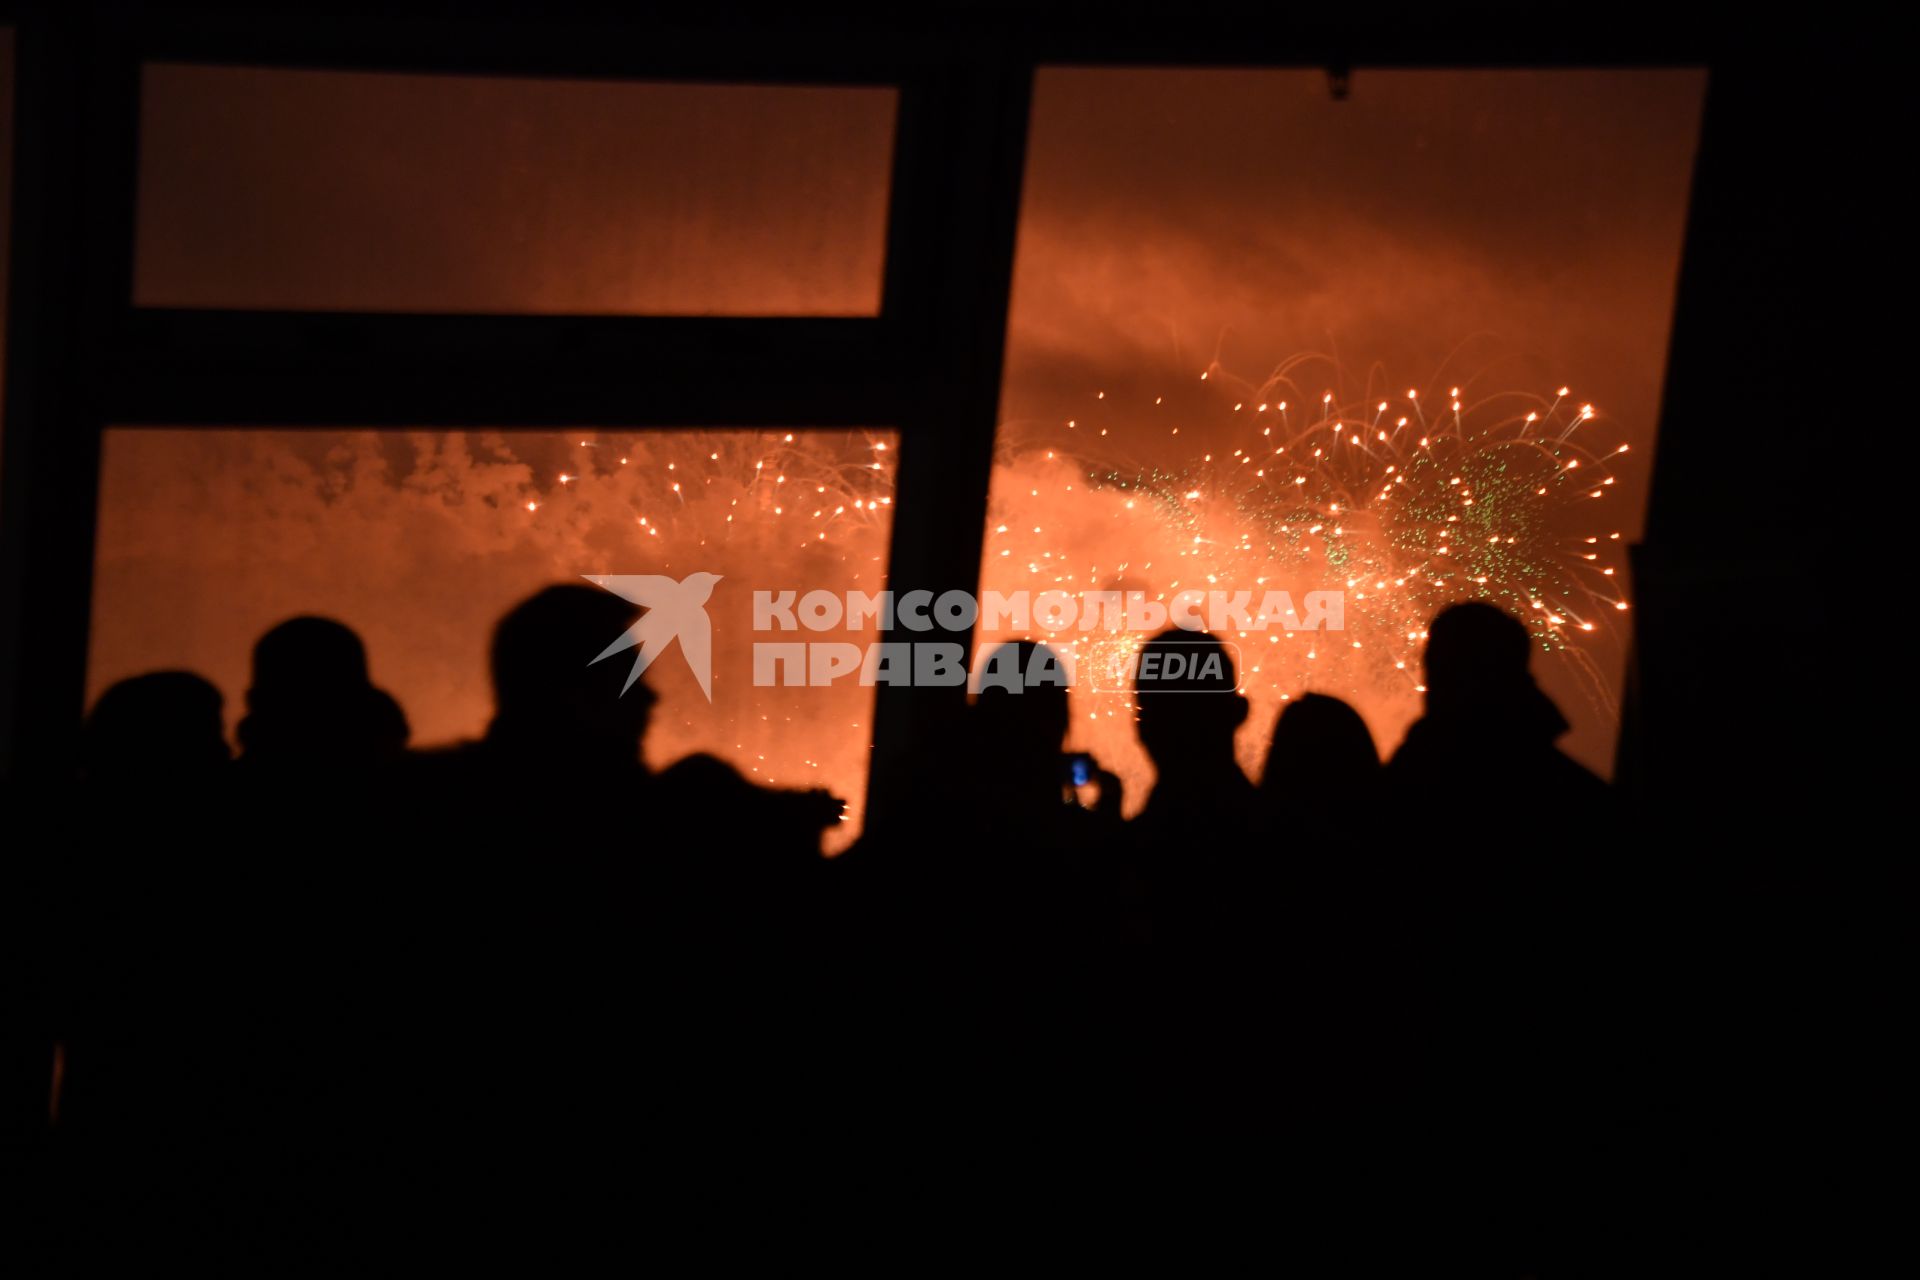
[19,585,1666,1263]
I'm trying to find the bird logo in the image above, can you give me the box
[582,572,723,701]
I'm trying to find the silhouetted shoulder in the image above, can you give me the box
[658,752,842,858]
[657,750,752,791]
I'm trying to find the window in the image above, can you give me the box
[982,68,1705,798]
[91,426,898,849]
[135,65,897,315]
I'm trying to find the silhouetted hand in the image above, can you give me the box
[1087,760,1125,822]
[789,788,846,832]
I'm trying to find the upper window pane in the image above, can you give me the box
[134,65,896,315]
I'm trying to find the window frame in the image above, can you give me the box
[0,10,1036,835]
[0,4,1753,832]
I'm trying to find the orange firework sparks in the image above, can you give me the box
[976,355,1634,811]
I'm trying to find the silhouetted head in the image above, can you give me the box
[1133,627,1248,770]
[1416,601,1574,747]
[973,641,1071,760]
[83,670,230,782]
[251,616,368,691]
[1260,692,1379,798]
[1422,602,1535,713]
[489,584,657,756]
[239,616,408,764]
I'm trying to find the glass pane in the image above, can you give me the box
[986,68,1705,801]
[90,427,898,851]
[134,66,896,315]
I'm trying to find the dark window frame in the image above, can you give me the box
[0,9,1040,834]
[1,4,1798,834]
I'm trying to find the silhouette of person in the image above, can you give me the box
[236,616,408,771]
[430,582,839,854]
[1259,691,1379,824]
[1384,601,1618,1240]
[466,583,657,778]
[50,672,242,1244]
[81,621,412,1248]
[1387,601,1612,830]
[969,640,1124,836]
[1253,692,1414,1145]
[881,642,1126,1125]
[1130,626,1259,841]
[80,670,231,784]
[971,642,1141,1129]
[1122,627,1270,1138]
[402,583,843,1209]
[228,617,409,1144]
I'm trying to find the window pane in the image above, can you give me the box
[90,427,898,851]
[986,68,1705,799]
[135,66,896,315]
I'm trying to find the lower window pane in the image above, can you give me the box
[90,427,898,851]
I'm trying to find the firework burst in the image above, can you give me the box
[559,428,895,550]
[978,355,1635,798]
